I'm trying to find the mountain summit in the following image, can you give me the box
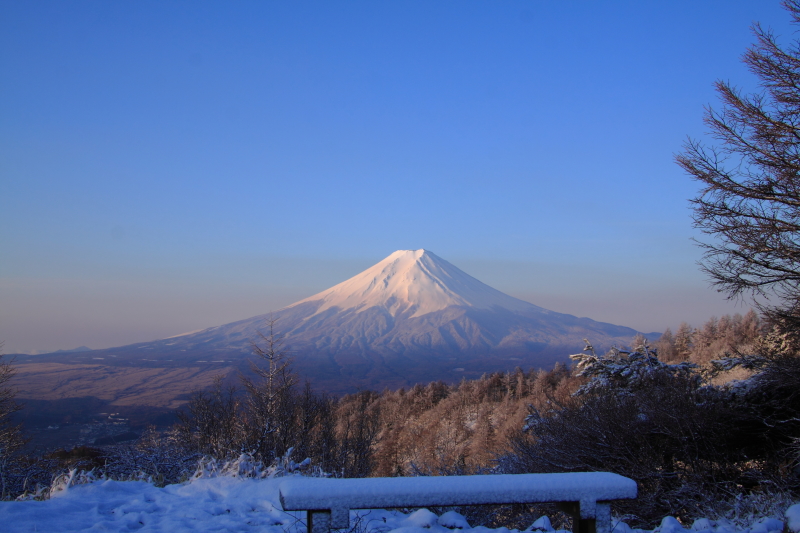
[21,250,657,394]
[290,249,539,319]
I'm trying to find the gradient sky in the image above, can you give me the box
[0,1,793,354]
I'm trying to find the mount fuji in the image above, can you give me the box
[17,250,658,398]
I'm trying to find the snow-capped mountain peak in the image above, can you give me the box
[23,248,651,396]
[289,249,541,318]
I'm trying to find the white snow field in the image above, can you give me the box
[289,249,542,318]
[0,475,796,533]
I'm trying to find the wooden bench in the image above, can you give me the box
[279,472,637,533]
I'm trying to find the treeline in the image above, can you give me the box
[173,348,583,479]
[654,310,763,365]
[161,310,776,483]
[355,365,578,477]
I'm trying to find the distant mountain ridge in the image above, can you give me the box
[17,250,660,395]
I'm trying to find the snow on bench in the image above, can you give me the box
[279,472,637,533]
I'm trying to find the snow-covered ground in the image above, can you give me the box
[1,476,797,533]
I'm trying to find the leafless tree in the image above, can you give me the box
[672,322,695,361]
[0,348,26,499]
[335,390,381,477]
[676,0,800,328]
[102,427,200,486]
[241,318,298,462]
[676,0,800,464]
[175,376,243,458]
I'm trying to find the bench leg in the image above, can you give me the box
[558,502,611,533]
[308,510,331,533]
[594,502,611,533]
[574,517,596,533]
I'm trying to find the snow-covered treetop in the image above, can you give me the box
[287,249,543,318]
[569,340,700,396]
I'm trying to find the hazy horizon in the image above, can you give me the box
[1,1,776,354]
[3,250,744,354]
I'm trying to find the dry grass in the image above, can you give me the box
[11,363,235,408]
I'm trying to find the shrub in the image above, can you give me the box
[501,341,798,528]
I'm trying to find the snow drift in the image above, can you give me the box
[0,475,794,533]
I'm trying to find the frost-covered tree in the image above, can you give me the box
[673,322,694,361]
[102,427,200,486]
[568,340,700,396]
[241,318,298,462]
[655,327,677,361]
[503,341,766,527]
[335,390,380,478]
[175,376,243,459]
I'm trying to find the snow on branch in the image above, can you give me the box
[569,339,700,397]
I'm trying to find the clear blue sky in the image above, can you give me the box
[0,1,791,353]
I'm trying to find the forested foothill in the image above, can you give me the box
[1,310,799,528]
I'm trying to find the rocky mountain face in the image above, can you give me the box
[17,250,657,397]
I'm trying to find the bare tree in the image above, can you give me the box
[241,318,298,462]
[655,327,677,362]
[673,322,694,361]
[175,376,243,458]
[0,347,26,499]
[676,0,800,327]
[335,390,380,477]
[102,426,200,486]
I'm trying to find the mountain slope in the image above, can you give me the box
[290,249,540,317]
